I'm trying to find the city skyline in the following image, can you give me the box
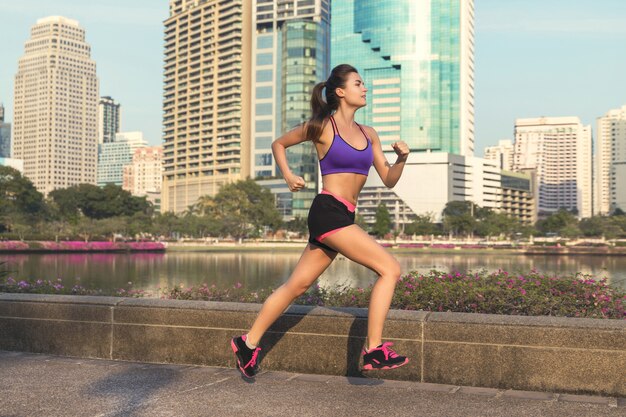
[0,0,625,155]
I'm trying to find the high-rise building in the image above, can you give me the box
[331,0,475,156]
[98,96,121,144]
[331,0,475,219]
[12,16,99,195]
[514,117,592,218]
[252,0,331,219]
[123,146,163,212]
[0,103,10,158]
[484,139,514,171]
[123,146,163,196]
[162,0,252,213]
[251,0,330,220]
[595,105,626,215]
[97,131,147,187]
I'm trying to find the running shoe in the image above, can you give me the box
[362,342,409,371]
[231,334,261,378]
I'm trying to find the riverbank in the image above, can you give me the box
[166,242,626,256]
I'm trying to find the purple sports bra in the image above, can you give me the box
[319,116,374,176]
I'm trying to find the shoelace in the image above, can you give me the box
[381,342,399,360]
[246,347,261,368]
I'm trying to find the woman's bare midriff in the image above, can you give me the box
[321,173,368,206]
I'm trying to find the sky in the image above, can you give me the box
[0,0,625,155]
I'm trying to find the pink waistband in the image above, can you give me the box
[321,189,356,213]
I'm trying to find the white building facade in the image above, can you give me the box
[12,16,98,195]
[484,139,514,171]
[513,117,592,218]
[123,146,163,197]
[595,105,626,215]
[355,152,501,225]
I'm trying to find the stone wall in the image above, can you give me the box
[0,293,624,396]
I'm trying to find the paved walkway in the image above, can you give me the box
[1,350,623,417]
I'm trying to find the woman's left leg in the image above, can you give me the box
[321,224,401,350]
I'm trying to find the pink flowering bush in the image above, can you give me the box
[430,244,456,249]
[1,270,624,319]
[0,241,29,250]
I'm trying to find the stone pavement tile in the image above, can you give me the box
[371,379,416,389]
[258,370,295,381]
[558,394,611,405]
[457,386,501,397]
[293,373,334,383]
[412,382,458,393]
[327,375,383,386]
[503,389,557,401]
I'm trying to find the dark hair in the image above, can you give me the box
[305,64,358,142]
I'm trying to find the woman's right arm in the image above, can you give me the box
[271,124,309,192]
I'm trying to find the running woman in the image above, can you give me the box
[231,64,410,378]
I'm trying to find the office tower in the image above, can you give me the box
[484,139,514,171]
[123,146,163,212]
[331,0,475,156]
[98,96,121,144]
[514,117,592,218]
[595,105,626,215]
[12,16,98,195]
[0,103,10,158]
[252,0,330,219]
[330,1,475,224]
[163,0,252,213]
[97,131,147,186]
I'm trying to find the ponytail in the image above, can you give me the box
[305,81,331,141]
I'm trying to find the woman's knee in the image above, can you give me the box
[380,259,402,282]
[284,281,310,298]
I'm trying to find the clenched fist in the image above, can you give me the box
[391,141,409,160]
[285,174,305,192]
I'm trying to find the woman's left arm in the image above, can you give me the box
[368,126,410,188]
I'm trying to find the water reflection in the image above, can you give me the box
[1,251,624,292]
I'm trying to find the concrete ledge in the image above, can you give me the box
[0,293,624,396]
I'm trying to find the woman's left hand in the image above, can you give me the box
[391,141,409,160]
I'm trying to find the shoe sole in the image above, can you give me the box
[362,358,409,371]
[231,338,255,379]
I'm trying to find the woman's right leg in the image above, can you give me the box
[246,243,337,346]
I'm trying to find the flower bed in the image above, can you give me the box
[1,269,624,320]
[0,241,165,252]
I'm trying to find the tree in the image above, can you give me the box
[535,209,581,237]
[0,166,45,213]
[286,216,307,235]
[372,202,392,237]
[404,213,439,236]
[442,201,476,237]
[202,179,283,239]
[49,183,150,220]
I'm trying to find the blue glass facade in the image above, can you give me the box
[0,123,10,158]
[253,1,331,219]
[331,0,471,155]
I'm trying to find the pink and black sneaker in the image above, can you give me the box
[362,342,409,371]
[231,334,261,378]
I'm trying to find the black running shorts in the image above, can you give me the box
[307,192,356,252]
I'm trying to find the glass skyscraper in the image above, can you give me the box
[252,0,330,219]
[331,0,475,156]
